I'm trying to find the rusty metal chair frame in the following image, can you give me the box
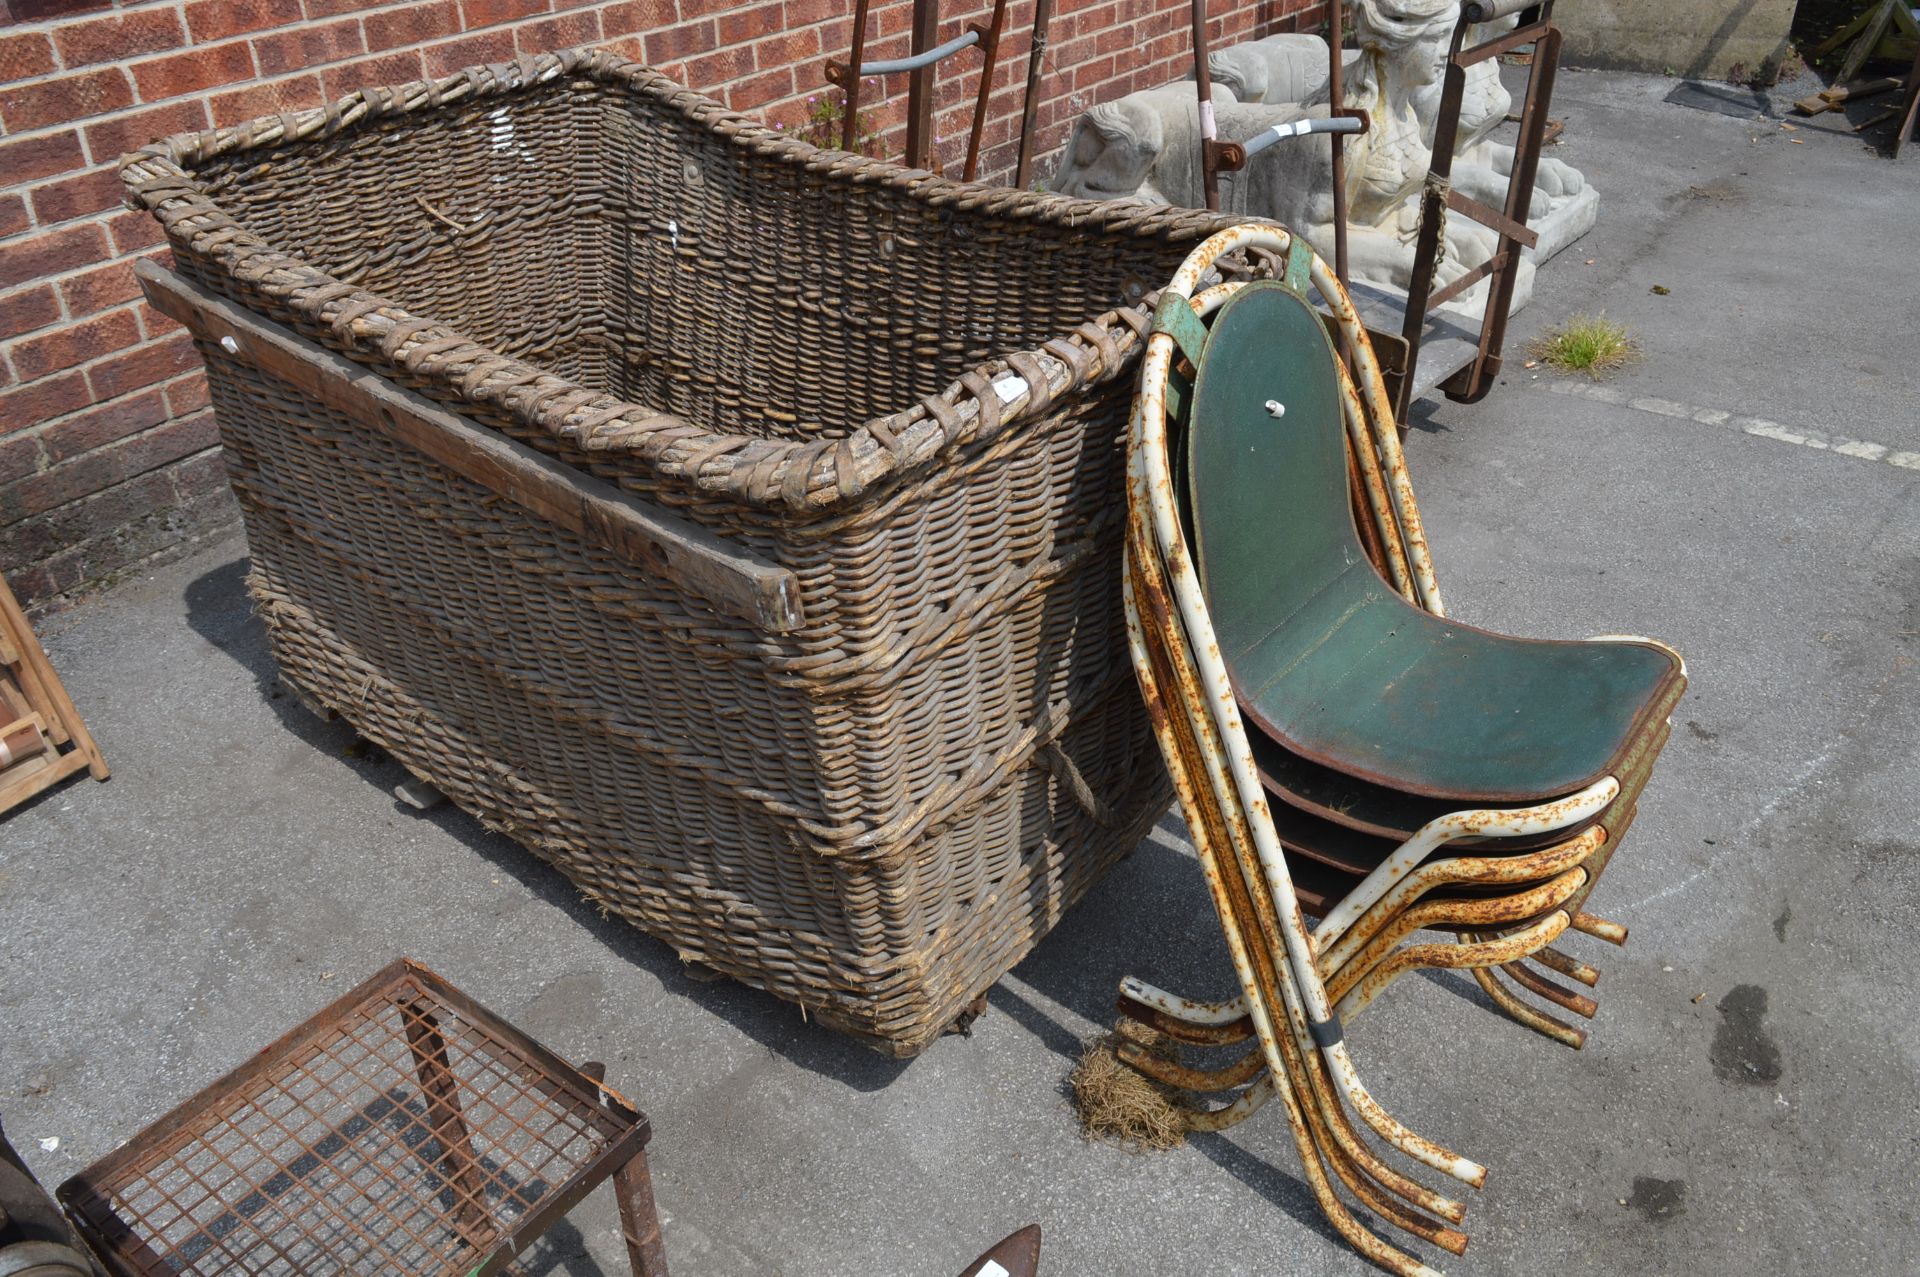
[1118,224,1678,1274]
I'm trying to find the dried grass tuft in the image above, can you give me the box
[1068,1022,1187,1152]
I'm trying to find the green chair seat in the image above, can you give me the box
[1254,709,1673,860]
[1251,725,1605,850]
[1187,283,1684,804]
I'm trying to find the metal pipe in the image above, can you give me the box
[1532,945,1601,988]
[1012,0,1056,187]
[1178,1074,1276,1132]
[1472,963,1587,1049]
[1189,0,1222,210]
[840,0,873,152]
[1328,0,1349,283]
[1310,778,1617,950]
[1124,462,1446,1276]
[853,29,978,76]
[1238,114,1364,160]
[1135,229,1485,1190]
[1464,0,1539,22]
[1500,960,1599,1018]
[1572,911,1630,946]
[904,0,940,169]
[1339,913,1571,1021]
[1117,1039,1266,1092]
[1119,978,1248,1025]
[962,0,1010,181]
[1129,830,1602,1033]
[1317,830,1603,978]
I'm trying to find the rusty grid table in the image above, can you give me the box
[58,959,668,1276]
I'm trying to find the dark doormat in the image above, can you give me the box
[1665,80,1774,118]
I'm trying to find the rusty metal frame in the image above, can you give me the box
[1113,224,1684,1273]
[1011,0,1056,186]
[1127,460,1456,1276]
[1398,0,1561,418]
[1136,229,1488,1188]
[1117,825,1607,1059]
[59,959,668,1277]
[828,0,1010,177]
[1126,229,1479,1277]
[1188,0,1367,245]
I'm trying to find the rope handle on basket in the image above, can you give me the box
[1042,743,1123,827]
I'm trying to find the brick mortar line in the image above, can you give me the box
[1,295,149,346]
[0,326,198,416]
[0,9,603,151]
[0,0,1209,155]
[1546,380,1920,473]
[0,1,187,43]
[4,384,209,437]
[0,0,589,53]
[1,444,228,556]
[2,370,208,460]
[2,197,174,258]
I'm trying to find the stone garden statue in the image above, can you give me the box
[1049,0,1597,309]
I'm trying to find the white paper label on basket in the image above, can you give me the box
[977,1264,1011,1277]
[991,374,1028,405]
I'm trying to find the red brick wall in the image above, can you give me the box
[1,0,1323,610]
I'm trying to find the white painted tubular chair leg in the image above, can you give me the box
[1127,431,1457,1275]
[1119,782,1617,1037]
[1119,829,1602,1040]
[1136,225,1485,1193]
[1123,532,1447,1277]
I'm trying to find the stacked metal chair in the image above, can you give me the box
[1115,224,1684,1274]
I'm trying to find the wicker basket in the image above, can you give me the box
[121,48,1243,1054]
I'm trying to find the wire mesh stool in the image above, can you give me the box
[57,960,668,1277]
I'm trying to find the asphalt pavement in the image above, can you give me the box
[3,69,1917,1276]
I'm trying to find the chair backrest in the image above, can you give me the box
[1184,281,1373,669]
[1183,279,1682,805]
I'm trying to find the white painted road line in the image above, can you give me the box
[1547,380,1920,473]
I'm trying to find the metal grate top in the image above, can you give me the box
[59,960,648,1277]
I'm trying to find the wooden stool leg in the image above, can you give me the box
[614,1148,670,1277]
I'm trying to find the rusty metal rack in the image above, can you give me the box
[58,960,668,1277]
[1397,0,1562,416]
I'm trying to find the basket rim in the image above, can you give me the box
[119,47,1254,513]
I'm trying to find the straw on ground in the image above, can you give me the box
[1069,1023,1188,1151]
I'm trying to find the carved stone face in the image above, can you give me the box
[1208,47,1270,103]
[1353,0,1458,87]
[1051,101,1169,203]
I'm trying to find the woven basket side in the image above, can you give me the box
[208,335,1170,1048]
[121,48,1252,514]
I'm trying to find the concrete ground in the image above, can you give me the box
[5,70,1918,1276]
